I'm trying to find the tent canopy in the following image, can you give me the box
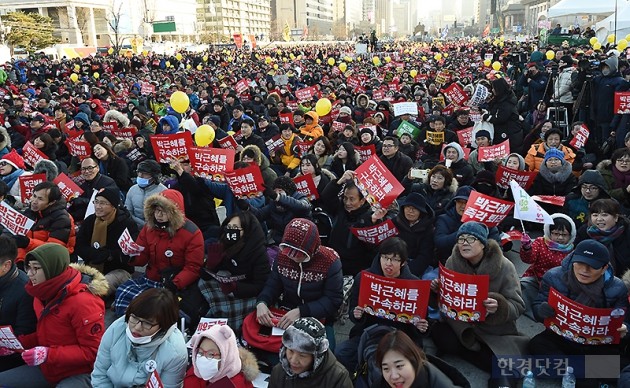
[548,0,616,18]
[596,4,630,37]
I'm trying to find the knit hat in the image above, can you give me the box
[190,325,241,383]
[339,106,352,115]
[571,239,609,269]
[208,115,222,127]
[279,218,321,260]
[95,187,120,207]
[577,170,607,192]
[137,159,162,179]
[475,129,491,139]
[281,317,329,375]
[398,192,434,217]
[543,148,565,164]
[272,175,297,196]
[25,243,70,280]
[452,185,474,201]
[359,127,373,138]
[1,149,25,170]
[457,221,489,247]
[443,142,465,162]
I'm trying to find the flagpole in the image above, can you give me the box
[520,219,526,234]
[615,0,618,42]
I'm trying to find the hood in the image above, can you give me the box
[103,109,130,128]
[190,325,244,383]
[503,153,526,171]
[491,77,510,99]
[33,159,59,181]
[144,189,185,236]
[603,56,619,75]
[543,213,576,245]
[70,262,110,297]
[304,111,319,126]
[356,93,369,108]
[575,169,609,196]
[240,144,263,166]
[281,218,321,258]
[0,126,11,150]
[443,142,465,162]
[445,185,473,210]
[74,111,91,127]
[160,115,180,133]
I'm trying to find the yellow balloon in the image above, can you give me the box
[404,49,410,54]
[273,64,279,70]
[373,56,381,66]
[70,73,78,82]
[608,34,616,43]
[170,91,190,113]
[410,69,418,78]
[434,53,442,61]
[290,53,296,60]
[443,53,448,58]
[195,125,215,146]
[185,64,191,69]
[93,72,99,79]
[339,63,347,72]
[626,34,630,42]
[593,42,602,50]
[483,59,491,67]
[315,98,332,116]
[421,56,427,61]
[203,55,208,62]
[108,48,114,55]
[228,56,233,62]
[385,56,391,63]
[283,57,288,63]
[546,50,555,60]
[590,37,599,46]
[197,65,202,70]
[176,53,182,61]
[619,39,629,50]
[357,56,362,62]
[142,50,149,56]
[344,56,352,62]
[316,59,321,64]
[227,131,235,136]
[327,57,335,66]
[265,57,272,64]
[166,61,171,67]
[492,61,501,71]
[74,64,80,71]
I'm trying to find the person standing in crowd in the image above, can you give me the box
[125,159,167,228]
[591,56,629,144]
[482,77,524,153]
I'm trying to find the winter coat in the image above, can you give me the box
[103,110,130,129]
[239,133,268,157]
[241,144,277,188]
[405,180,458,217]
[0,264,36,336]
[91,316,188,388]
[393,208,436,276]
[299,111,324,140]
[169,171,219,232]
[575,218,630,277]
[376,357,471,388]
[553,67,575,104]
[442,240,529,357]
[124,182,167,228]
[272,133,300,171]
[519,70,549,113]
[130,190,204,290]
[19,199,76,262]
[591,56,630,124]
[525,143,576,172]
[562,170,610,229]
[597,160,630,207]
[20,263,108,385]
[529,162,577,198]
[98,156,132,192]
[329,151,359,180]
[520,222,575,280]
[75,207,139,274]
[380,151,414,183]
[68,173,121,221]
[183,347,259,388]
[269,350,352,388]
[251,191,312,243]
[440,159,474,187]
[484,78,524,153]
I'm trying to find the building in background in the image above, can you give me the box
[118,0,198,43]
[272,0,334,40]
[197,0,271,43]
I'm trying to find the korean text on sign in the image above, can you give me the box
[53,173,84,201]
[495,165,537,190]
[0,326,24,350]
[356,145,376,163]
[293,174,319,201]
[443,83,469,106]
[461,191,514,227]
[350,219,399,245]
[354,155,404,208]
[545,287,626,345]
[614,91,630,114]
[224,164,264,198]
[65,138,92,160]
[358,271,432,320]
[185,318,228,347]
[438,264,489,322]
[117,228,144,256]
[456,127,473,146]
[149,132,193,163]
[188,147,235,181]
[22,141,48,168]
[19,174,46,204]
[478,140,510,162]
[0,201,35,236]
[569,124,590,149]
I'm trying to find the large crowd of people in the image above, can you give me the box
[0,36,630,387]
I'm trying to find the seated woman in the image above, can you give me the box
[270,317,352,388]
[597,147,630,208]
[199,212,270,331]
[440,142,473,186]
[93,142,132,192]
[525,128,576,172]
[329,142,358,180]
[376,330,470,388]
[529,149,577,214]
[307,136,334,171]
[185,324,260,387]
[296,154,335,209]
[402,164,457,217]
[392,194,436,275]
[91,288,188,388]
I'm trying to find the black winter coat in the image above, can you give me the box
[69,174,120,221]
[485,78,524,154]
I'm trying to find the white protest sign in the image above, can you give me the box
[117,228,144,256]
[393,102,419,117]
[468,84,490,108]
[83,189,99,219]
[0,202,35,236]
[0,326,24,350]
[186,318,228,347]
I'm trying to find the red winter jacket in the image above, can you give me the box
[520,237,572,280]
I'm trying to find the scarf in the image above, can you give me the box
[564,265,606,307]
[25,267,78,317]
[543,236,574,253]
[1,168,23,189]
[91,209,117,249]
[587,224,625,245]
[611,165,630,189]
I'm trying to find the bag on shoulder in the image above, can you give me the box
[353,324,396,388]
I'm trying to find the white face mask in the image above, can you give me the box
[126,326,155,345]
[196,355,221,380]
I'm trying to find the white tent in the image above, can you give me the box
[596,4,630,41]
[547,0,616,18]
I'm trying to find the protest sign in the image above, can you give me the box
[110,126,138,140]
[186,318,229,347]
[393,102,419,117]
[461,191,514,227]
[294,139,315,157]
[102,121,119,133]
[0,326,24,351]
[118,228,144,256]
[443,83,469,106]
[140,82,155,96]
[354,155,404,208]
[478,140,510,162]
[356,144,376,163]
[510,180,554,224]
[438,264,490,322]
[65,137,92,160]
[425,131,445,146]
[358,271,431,320]
[279,112,294,125]
[569,124,590,149]
[431,96,446,108]
[469,84,490,107]
[456,127,474,146]
[614,91,630,114]
[295,86,318,102]
[217,135,238,151]
[293,174,319,201]
[532,195,566,206]
[22,141,48,168]
[495,165,537,190]
[0,201,35,236]
[53,173,84,201]
[265,135,285,154]
[235,78,249,94]
[149,132,193,163]
[331,121,346,133]
[545,288,626,345]
[224,164,265,198]
[19,174,46,204]
[350,219,399,245]
[189,147,235,180]
[397,121,420,140]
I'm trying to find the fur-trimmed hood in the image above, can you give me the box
[238,347,260,382]
[0,126,11,150]
[69,262,109,297]
[538,160,573,183]
[143,189,185,237]
[103,109,130,128]
[543,213,576,244]
[33,159,59,181]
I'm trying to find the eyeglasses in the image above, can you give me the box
[128,315,159,331]
[226,224,243,230]
[197,349,221,360]
[81,166,97,172]
[380,254,402,263]
[26,266,42,274]
[92,200,112,207]
[382,144,395,148]
[550,231,570,238]
[0,162,7,167]
[581,185,599,192]
[616,158,630,164]
[457,236,479,245]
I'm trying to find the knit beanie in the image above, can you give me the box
[25,243,70,280]
[280,218,321,259]
[273,175,297,196]
[1,149,25,170]
[339,106,352,115]
[190,325,241,383]
[543,148,565,164]
[281,317,329,375]
[475,129,491,140]
[95,187,121,207]
[457,221,489,247]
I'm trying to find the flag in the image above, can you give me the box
[441,25,449,39]
[482,24,490,37]
[509,180,554,224]
[283,22,291,42]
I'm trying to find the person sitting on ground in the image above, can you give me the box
[125,159,167,228]
[68,157,120,222]
[440,142,474,186]
[562,170,610,230]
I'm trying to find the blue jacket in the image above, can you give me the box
[592,57,630,124]
[159,115,180,135]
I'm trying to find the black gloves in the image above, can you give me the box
[538,302,555,319]
[14,235,30,249]
[236,198,250,211]
[163,279,178,294]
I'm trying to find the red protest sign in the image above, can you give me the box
[461,191,514,227]
[569,124,590,149]
[331,121,346,133]
[456,127,473,146]
[102,121,119,133]
[442,83,469,106]
[295,86,317,102]
[358,271,432,320]
[19,174,46,204]
[217,135,238,151]
[149,132,193,163]
[265,135,285,154]
[224,164,264,198]
[188,147,235,180]
[293,174,319,201]
[356,145,376,163]
[532,195,566,206]
[22,141,48,168]
[478,139,510,162]
[145,369,164,388]
[372,89,385,101]
[438,264,490,322]
[347,76,361,91]
[279,113,294,125]
[117,228,144,257]
[0,326,24,351]
[53,173,84,201]
[65,137,92,160]
[351,219,399,245]
[495,165,537,190]
[439,143,471,161]
[354,155,404,208]
[111,126,138,140]
[0,201,35,236]
[235,79,249,95]
[295,139,315,157]
[140,82,155,96]
[545,287,626,345]
[286,101,298,111]
[614,91,630,114]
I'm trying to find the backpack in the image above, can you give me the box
[353,324,396,388]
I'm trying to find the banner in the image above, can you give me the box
[149,132,193,163]
[53,173,84,201]
[293,174,319,201]
[102,121,119,133]
[456,127,474,146]
[438,264,490,322]
[110,126,137,140]
[478,139,510,162]
[65,137,92,160]
[495,165,537,190]
[295,86,318,102]
[354,155,404,208]
[356,144,376,163]
[217,135,238,151]
[0,201,35,236]
[279,112,294,125]
[614,91,630,114]
[233,33,243,49]
[443,83,469,106]
[140,82,155,96]
[22,141,48,168]
[19,174,46,204]
[569,124,590,149]
[265,135,285,154]
[397,121,420,140]
[350,219,399,245]
[0,326,23,351]
[188,147,234,181]
[545,288,626,345]
[224,164,265,198]
[532,195,566,207]
[510,180,554,224]
[393,102,418,117]
[117,228,144,256]
[461,191,514,227]
[425,131,445,146]
[358,271,431,320]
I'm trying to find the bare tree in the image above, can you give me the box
[107,2,124,54]
[76,7,91,46]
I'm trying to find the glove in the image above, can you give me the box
[21,346,48,366]
[163,279,178,294]
[266,190,278,201]
[538,302,556,319]
[14,235,30,249]
[236,198,250,211]
[520,233,532,250]
[0,347,15,356]
[219,281,237,295]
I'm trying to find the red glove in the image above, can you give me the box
[0,347,15,356]
[219,281,237,295]
[21,346,48,366]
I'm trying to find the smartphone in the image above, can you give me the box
[258,325,272,337]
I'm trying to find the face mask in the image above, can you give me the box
[137,177,151,188]
[155,220,169,229]
[126,326,155,345]
[602,69,611,76]
[196,355,221,380]
[223,228,241,245]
